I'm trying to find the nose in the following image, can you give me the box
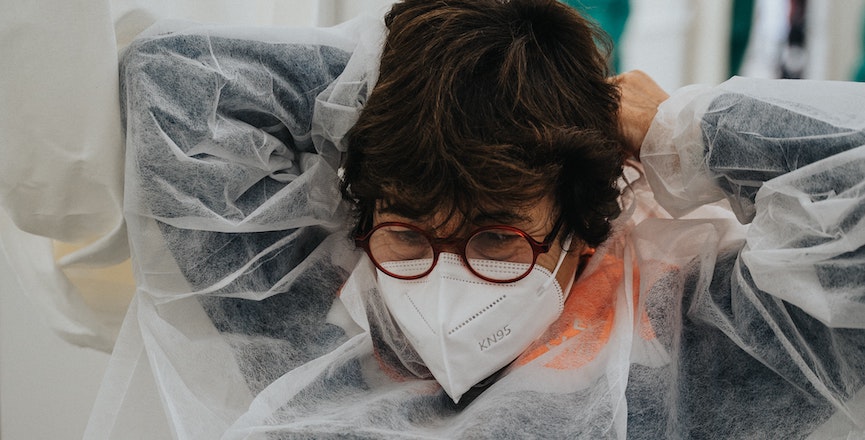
[433,238,466,258]
[434,238,464,256]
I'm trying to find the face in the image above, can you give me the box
[371,197,587,290]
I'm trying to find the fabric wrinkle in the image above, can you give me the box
[83,19,865,439]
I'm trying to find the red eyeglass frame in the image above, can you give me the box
[354,219,563,283]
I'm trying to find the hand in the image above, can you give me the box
[611,70,669,159]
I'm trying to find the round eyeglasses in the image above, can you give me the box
[354,220,563,283]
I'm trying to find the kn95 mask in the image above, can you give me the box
[377,248,571,403]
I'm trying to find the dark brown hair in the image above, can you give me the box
[342,0,625,247]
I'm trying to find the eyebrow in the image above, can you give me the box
[375,204,427,220]
[376,205,528,227]
[471,211,529,225]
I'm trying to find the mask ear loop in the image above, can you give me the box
[538,234,573,294]
[618,159,644,222]
[559,250,580,301]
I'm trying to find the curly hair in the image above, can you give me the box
[342,0,625,248]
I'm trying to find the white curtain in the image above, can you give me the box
[0,0,394,352]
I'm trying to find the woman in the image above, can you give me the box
[340,0,661,404]
[339,0,865,436]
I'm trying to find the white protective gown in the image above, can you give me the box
[85,16,865,439]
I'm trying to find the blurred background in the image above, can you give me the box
[578,0,865,90]
[2,0,865,438]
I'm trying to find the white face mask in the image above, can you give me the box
[377,247,572,403]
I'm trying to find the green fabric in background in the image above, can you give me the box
[562,0,865,81]
[729,0,755,77]
[564,0,757,78]
[857,57,865,81]
[561,0,630,73]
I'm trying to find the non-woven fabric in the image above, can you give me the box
[642,77,865,330]
[87,18,865,438]
[0,0,381,352]
[85,16,382,438]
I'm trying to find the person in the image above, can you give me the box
[338,0,865,436]
[340,0,649,403]
[88,0,865,438]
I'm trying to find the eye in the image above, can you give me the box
[368,225,432,262]
[467,228,532,262]
[472,230,521,248]
[389,229,427,246]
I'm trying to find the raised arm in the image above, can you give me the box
[639,77,865,222]
[612,69,668,159]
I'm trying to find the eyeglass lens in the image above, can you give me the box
[367,224,537,281]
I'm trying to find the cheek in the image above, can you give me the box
[534,252,561,273]
[535,242,586,281]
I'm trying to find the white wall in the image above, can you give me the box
[807,0,865,80]
[0,239,111,440]
[317,0,396,25]
[620,0,701,91]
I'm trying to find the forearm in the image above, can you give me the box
[641,77,865,223]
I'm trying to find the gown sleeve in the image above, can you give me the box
[635,77,865,436]
[641,76,865,224]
